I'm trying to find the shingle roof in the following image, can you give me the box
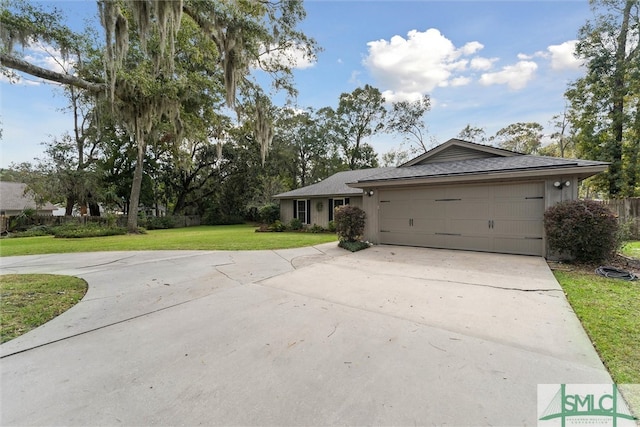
[356,155,608,183]
[274,168,393,198]
[0,182,57,211]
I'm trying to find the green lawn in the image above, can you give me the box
[621,240,640,259]
[0,224,338,256]
[0,274,88,344]
[554,270,640,384]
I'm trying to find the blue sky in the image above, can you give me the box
[1,0,592,168]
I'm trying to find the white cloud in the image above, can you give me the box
[363,28,490,98]
[461,41,484,55]
[26,43,74,74]
[547,40,582,70]
[381,90,425,104]
[470,57,496,71]
[349,70,362,85]
[479,61,538,90]
[259,43,316,70]
[450,76,471,87]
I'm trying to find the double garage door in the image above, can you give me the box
[378,182,545,256]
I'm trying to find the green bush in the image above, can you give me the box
[289,218,303,231]
[544,200,620,263]
[338,240,370,252]
[269,220,286,232]
[327,220,336,233]
[211,215,245,225]
[259,203,280,224]
[144,216,176,230]
[245,206,259,222]
[9,208,37,232]
[202,208,245,225]
[52,222,127,238]
[9,225,53,238]
[334,205,366,242]
[309,224,324,233]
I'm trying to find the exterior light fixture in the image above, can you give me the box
[367,190,374,197]
[553,180,571,189]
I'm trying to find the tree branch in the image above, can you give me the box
[0,53,105,93]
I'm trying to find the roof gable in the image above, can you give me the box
[0,182,56,211]
[401,138,520,167]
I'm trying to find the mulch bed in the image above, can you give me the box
[548,253,640,278]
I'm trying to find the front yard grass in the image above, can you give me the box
[0,274,87,344]
[0,224,338,256]
[621,240,640,259]
[553,270,640,384]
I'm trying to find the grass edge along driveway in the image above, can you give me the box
[0,274,88,344]
[554,270,640,384]
[0,224,339,256]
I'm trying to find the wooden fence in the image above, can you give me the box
[601,198,640,239]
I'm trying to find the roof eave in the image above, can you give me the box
[273,191,363,200]
[347,165,609,189]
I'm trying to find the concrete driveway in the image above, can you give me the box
[0,244,611,426]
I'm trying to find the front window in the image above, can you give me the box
[329,198,350,221]
[296,200,307,224]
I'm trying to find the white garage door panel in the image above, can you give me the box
[379,218,409,232]
[443,234,492,252]
[493,237,543,256]
[447,201,490,219]
[449,219,491,235]
[447,201,490,237]
[446,185,490,199]
[379,199,411,232]
[380,199,412,213]
[413,199,446,215]
[496,181,544,197]
[494,219,543,236]
[378,182,545,256]
[412,219,447,233]
[380,231,447,247]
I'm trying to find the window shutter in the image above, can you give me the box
[306,200,311,224]
[328,199,334,221]
[345,197,350,205]
[293,200,297,219]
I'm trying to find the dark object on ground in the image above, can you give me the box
[595,266,637,281]
[338,240,370,252]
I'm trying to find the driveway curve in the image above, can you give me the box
[1,244,611,426]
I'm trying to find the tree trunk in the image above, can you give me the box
[65,195,76,216]
[608,0,633,196]
[89,200,101,216]
[127,135,147,233]
[627,97,640,194]
[173,192,187,216]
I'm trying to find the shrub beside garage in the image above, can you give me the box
[544,200,620,263]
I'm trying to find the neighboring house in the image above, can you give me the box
[0,182,56,216]
[275,139,608,257]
